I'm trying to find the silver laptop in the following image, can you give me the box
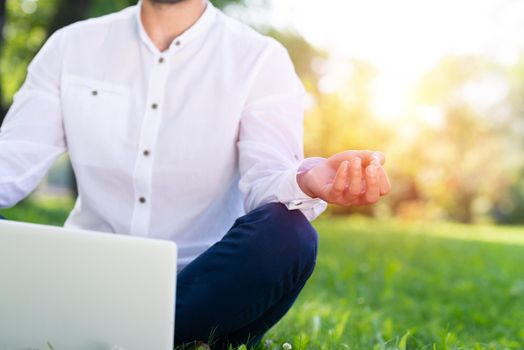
[0,220,177,350]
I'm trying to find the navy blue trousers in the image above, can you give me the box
[0,203,318,348]
[175,203,318,348]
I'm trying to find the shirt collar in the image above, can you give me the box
[135,0,217,55]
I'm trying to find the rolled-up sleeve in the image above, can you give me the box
[0,30,67,208]
[237,39,327,221]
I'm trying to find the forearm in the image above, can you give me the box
[0,30,67,207]
[239,160,327,221]
[0,140,65,208]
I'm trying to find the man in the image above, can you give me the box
[0,0,391,347]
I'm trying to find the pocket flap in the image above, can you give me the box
[64,74,130,95]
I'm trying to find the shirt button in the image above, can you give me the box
[92,90,98,96]
[158,57,165,64]
[151,103,159,110]
[143,150,150,157]
[175,40,181,46]
[139,197,146,204]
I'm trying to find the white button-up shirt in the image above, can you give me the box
[0,1,327,268]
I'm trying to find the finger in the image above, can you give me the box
[347,157,362,196]
[354,151,384,166]
[331,161,350,196]
[377,166,392,195]
[371,154,383,167]
[333,150,385,167]
[364,165,380,203]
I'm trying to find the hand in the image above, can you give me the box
[297,150,391,206]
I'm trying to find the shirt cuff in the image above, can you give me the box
[277,157,328,221]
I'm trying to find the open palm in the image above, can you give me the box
[298,150,391,206]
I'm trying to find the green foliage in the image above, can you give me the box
[210,0,244,10]
[0,0,55,105]
[493,171,524,225]
[88,0,136,17]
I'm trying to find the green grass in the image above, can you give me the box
[0,196,74,226]
[3,199,524,350]
[266,218,524,350]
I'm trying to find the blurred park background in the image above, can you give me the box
[1,0,524,349]
[2,0,524,224]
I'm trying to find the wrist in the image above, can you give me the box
[296,169,317,198]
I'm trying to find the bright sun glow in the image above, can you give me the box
[260,0,524,121]
[371,73,412,122]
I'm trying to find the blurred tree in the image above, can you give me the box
[491,52,524,224]
[48,0,91,35]
[263,29,388,158]
[89,0,136,17]
[492,171,524,224]
[211,0,243,9]
[1,0,55,123]
[264,28,325,95]
[0,1,4,44]
[507,53,524,139]
[395,56,513,223]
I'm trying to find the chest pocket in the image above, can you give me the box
[62,74,132,167]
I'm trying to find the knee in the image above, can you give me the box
[243,203,319,281]
[258,202,317,249]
